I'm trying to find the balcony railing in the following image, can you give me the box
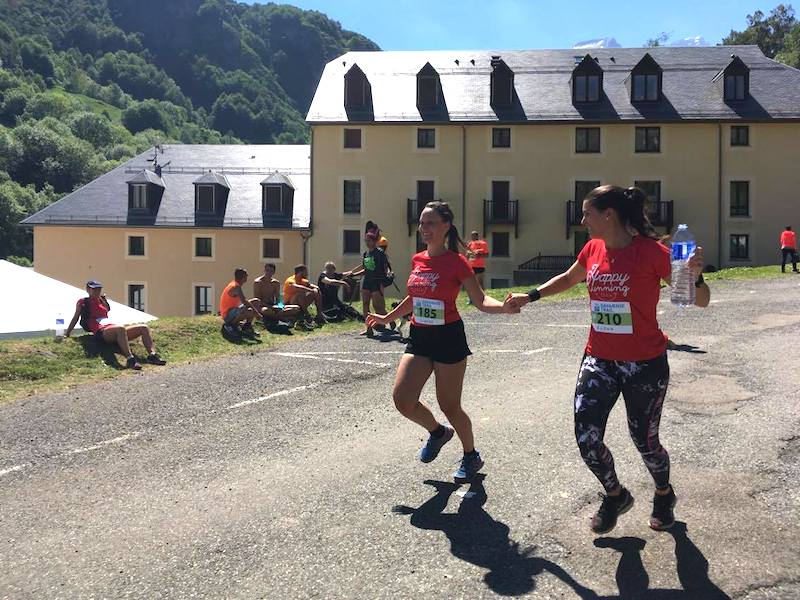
[483,199,519,238]
[566,199,674,237]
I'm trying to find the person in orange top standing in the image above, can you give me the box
[780,226,798,273]
[466,231,489,288]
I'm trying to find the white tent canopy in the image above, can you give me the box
[0,260,157,339]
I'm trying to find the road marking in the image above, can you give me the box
[273,352,391,367]
[481,349,518,353]
[69,432,142,455]
[523,347,552,355]
[546,324,587,328]
[0,464,27,478]
[228,383,319,410]
[273,350,404,355]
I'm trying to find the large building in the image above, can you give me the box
[24,45,800,316]
[306,45,800,288]
[23,145,310,316]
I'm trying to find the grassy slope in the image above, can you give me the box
[0,264,786,402]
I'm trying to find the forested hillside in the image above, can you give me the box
[0,0,378,261]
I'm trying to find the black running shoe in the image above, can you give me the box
[241,325,260,339]
[649,487,677,531]
[591,487,634,534]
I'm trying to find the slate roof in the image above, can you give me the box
[193,170,231,188]
[126,169,165,187]
[23,145,311,229]
[307,45,800,123]
[261,172,295,188]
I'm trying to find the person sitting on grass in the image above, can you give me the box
[65,279,166,370]
[284,264,327,328]
[318,261,355,321]
[219,268,261,339]
[251,263,302,327]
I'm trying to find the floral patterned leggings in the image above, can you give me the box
[573,352,671,492]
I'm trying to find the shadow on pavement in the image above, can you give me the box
[666,343,707,354]
[392,475,597,597]
[593,522,731,599]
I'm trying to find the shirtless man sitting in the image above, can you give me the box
[250,263,302,326]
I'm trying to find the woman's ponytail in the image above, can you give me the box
[425,201,467,252]
[585,185,659,240]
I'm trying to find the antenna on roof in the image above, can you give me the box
[470,59,475,65]
[454,59,460,65]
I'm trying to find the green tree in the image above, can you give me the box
[646,32,671,47]
[775,23,800,66]
[121,100,174,135]
[67,111,118,148]
[723,4,797,58]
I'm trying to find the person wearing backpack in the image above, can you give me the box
[65,280,166,370]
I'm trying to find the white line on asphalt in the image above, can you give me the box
[546,324,587,328]
[69,432,142,455]
[273,352,391,367]
[227,384,319,410]
[481,349,518,353]
[0,464,27,478]
[523,347,553,355]
[274,350,404,355]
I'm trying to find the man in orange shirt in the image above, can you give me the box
[220,268,261,339]
[466,231,489,288]
[284,264,327,326]
[780,226,798,273]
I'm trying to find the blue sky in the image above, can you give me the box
[249,0,775,49]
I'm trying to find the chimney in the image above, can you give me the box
[490,55,502,68]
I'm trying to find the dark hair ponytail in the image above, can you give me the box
[425,201,466,252]
[585,184,658,240]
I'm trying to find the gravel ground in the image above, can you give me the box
[1,275,799,599]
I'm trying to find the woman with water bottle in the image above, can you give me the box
[506,185,708,534]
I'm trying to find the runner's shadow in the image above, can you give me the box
[667,343,707,354]
[393,476,597,597]
[75,335,124,369]
[593,522,730,599]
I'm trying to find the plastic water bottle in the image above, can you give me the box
[55,312,65,340]
[670,224,696,307]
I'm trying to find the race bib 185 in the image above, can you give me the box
[413,297,445,326]
[590,300,633,334]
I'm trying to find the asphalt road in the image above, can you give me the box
[1,276,799,599]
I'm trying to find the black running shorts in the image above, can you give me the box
[405,320,472,364]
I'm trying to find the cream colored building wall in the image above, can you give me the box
[313,121,800,289]
[33,227,304,317]
[721,122,800,267]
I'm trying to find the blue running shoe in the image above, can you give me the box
[454,450,484,483]
[418,425,454,463]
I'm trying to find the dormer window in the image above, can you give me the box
[630,53,662,103]
[572,54,603,104]
[260,172,295,226]
[719,55,750,102]
[126,168,164,219]
[344,64,370,108]
[131,185,147,210]
[725,74,747,101]
[263,186,284,214]
[490,56,514,106]
[196,185,215,213]
[417,63,441,108]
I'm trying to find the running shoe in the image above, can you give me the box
[146,353,166,365]
[241,324,260,339]
[591,487,634,534]
[453,450,484,483]
[649,487,677,531]
[126,356,142,370]
[418,425,454,463]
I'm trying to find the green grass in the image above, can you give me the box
[0,315,362,402]
[0,264,788,402]
[53,87,124,121]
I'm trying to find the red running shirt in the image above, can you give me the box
[578,236,671,361]
[406,250,474,326]
[77,297,113,333]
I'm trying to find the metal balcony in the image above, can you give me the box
[483,199,519,238]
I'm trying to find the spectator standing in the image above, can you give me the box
[345,231,390,337]
[780,226,798,273]
[466,231,489,288]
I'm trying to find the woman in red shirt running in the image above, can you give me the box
[367,201,518,483]
[508,185,709,534]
